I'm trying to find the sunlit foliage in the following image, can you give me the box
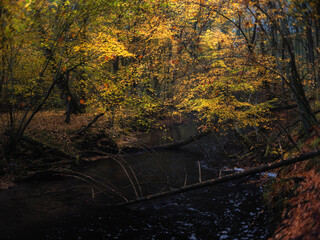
[1,0,319,153]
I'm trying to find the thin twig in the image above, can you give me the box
[110,155,140,199]
[119,155,143,198]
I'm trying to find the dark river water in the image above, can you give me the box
[0,123,275,239]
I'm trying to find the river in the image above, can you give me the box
[0,122,274,239]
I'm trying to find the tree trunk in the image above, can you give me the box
[254,2,318,132]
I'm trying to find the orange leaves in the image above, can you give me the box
[177,46,183,52]
[169,59,179,66]
[149,64,155,70]
[58,36,65,43]
[211,125,218,131]
[100,55,116,63]
[199,124,218,132]
[273,170,320,240]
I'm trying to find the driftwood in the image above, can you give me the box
[122,131,211,152]
[119,149,320,206]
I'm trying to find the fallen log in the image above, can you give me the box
[119,149,320,206]
[155,130,211,150]
[122,131,211,152]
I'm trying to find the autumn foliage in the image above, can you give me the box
[0,0,320,238]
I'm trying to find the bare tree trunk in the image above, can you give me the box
[255,3,318,131]
[71,112,105,140]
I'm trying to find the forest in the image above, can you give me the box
[1,0,320,239]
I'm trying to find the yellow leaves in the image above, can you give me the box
[212,60,226,68]
[202,29,235,52]
[180,43,275,129]
[96,34,132,58]
[25,2,31,9]
[73,32,133,65]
